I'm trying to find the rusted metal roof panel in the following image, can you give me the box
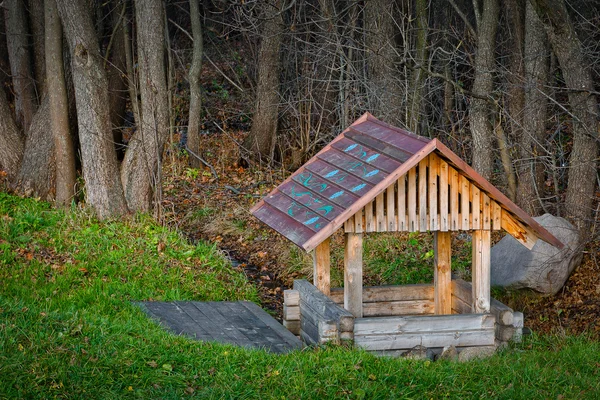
[250,113,563,251]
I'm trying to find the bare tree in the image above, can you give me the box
[186,0,204,169]
[29,0,46,96]
[530,0,599,236]
[121,0,169,212]
[46,0,75,206]
[57,0,128,218]
[0,90,24,180]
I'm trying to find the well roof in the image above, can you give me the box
[251,113,563,252]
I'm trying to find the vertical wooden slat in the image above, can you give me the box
[313,238,330,296]
[439,159,449,231]
[482,193,491,230]
[472,230,491,313]
[386,185,397,231]
[344,215,354,233]
[472,185,481,229]
[434,231,452,315]
[365,201,374,232]
[354,209,363,233]
[449,166,459,230]
[376,193,386,232]
[408,168,418,232]
[491,200,501,231]
[460,174,470,230]
[428,153,439,231]
[397,175,406,231]
[344,232,363,318]
[419,159,428,231]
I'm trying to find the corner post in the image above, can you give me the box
[434,231,452,314]
[344,232,363,317]
[313,238,331,295]
[472,229,491,313]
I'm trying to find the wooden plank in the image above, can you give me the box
[344,215,354,233]
[329,284,434,303]
[290,171,358,208]
[397,175,406,231]
[472,230,491,313]
[253,205,314,249]
[419,158,428,231]
[471,185,481,229]
[439,159,449,231]
[345,129,413,163]
[283,305,300,321]
[294,279,354,332]
[351,120,430,154]
[304,160,374,196]
[460,174,470,230]
[386,185,397,231]
[451,295,472,315]
[354,329,495,351]
[501,210,538,250]
[263,191,327,231]
[482,193,491,230]
[317,148,387,184]
[361,300,433,317]
[428,153,439,230]
[313,238,331,295]
[449,166,459,230]
[284,289,300,307]
[491,200,501,231]
[330,137,402,173]
[365,201,374,232]
[344,233,363,317]
[434,231,452,315]
[140,302,214,342]
[452,279,513,325]
[190,302,255,347]
[283,320,300,335]
[408,168,418,232]
[376,193,386,232]
[278,181,344,220]
[354,209,363,233]
[354,313,495,335]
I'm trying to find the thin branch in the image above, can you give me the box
[448,0,477,37]
[185,144,219,180]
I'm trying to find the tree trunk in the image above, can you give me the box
[364,0,403,126]
[57,0,128,219]
[0,90,24,180]
[530,0,599,236]
[5,0,37,130]
[121,0,169,212]
[0,11,11,89]
[469,0,499,181]
[408,0,428,134]
[14,97,55,200]
[46,0,76,206]
[107,0,128,160]
[122,6,139,127]
[29,0,46,97]
[517,1,549,215]
[187,0,204,169]
[242,0,283,162]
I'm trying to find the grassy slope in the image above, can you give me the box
[1,193,599,399]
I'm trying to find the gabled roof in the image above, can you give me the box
[251,113,563,252]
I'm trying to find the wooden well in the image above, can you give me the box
[252,113,562,355]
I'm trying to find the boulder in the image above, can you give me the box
[491,214,581,294]
[457,346,496,362]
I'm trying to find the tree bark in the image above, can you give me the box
[57,0,128,218]
[187,0,204,169]
[14,97,55,200]
[469,0,499,181]
[29,0,46,97]
[107,0,128,159]
[517,1,549,216]
[5,0,37,130]
[408,0,428,134]
[0,90,24,180]
[242,0,283,162]
[46,0,75,206]
[364,0,403,127]
[530,0,599,236]
[120,0,169,212]
[0,11,11,89]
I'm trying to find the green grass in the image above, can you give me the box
[1,193,599,399]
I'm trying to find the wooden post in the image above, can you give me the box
[434,231,452,314]
[472,230,491,313]
[313,238,330,295]
[344,232,363,317]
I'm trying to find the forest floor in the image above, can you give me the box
[162,130,600,340]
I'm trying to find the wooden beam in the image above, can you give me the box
[428,153,439,230]
[439,159,449,231]
[386,185,396,231]
[460,174,470,230]
[376,193,386,232]
[313,238,331,295]
[472,230,491,313]
[501,209,538,250]
[408,168,418,232]
[344,233,363,317]
[449,167,459,230]
[397,175,406,231]
[434,231,452,315]
[419,158,428,231]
